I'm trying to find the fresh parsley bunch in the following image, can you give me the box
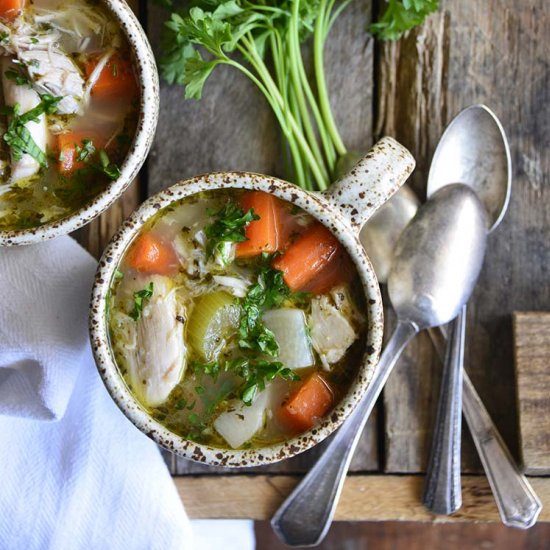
[158,0,438,190]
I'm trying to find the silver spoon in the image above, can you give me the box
[362,106,541,527]
[271,184,488,547]
[423,105,514,515]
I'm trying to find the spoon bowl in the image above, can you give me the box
[427,104,512,230]
[389,184,488,330]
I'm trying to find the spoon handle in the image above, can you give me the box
[271,320,418,547]
[423,306,466,514]
[427,327,542,528]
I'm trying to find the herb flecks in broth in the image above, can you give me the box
[0,0,139,231]
[109,190,366,450]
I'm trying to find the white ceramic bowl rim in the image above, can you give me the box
[0,0,159,246]
[90,172,385,468]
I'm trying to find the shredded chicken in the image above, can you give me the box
[0,15,85,114]
[121,276,187,407]
[1,58,47,183]
[308,285,362,370]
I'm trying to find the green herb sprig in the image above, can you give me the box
[130,282,154,321]
[158,0,439,192]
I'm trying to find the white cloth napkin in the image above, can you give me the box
[0,236,253,550]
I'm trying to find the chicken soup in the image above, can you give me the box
[108,189,366,450]
[0,0,139,231]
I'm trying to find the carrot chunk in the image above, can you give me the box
[56,131,106,175]
[0,0,24,20]
[85,53,138,100]
[278,373,334,432]
[235,191,283,258]
[125,233,179,276]
[302,249,354,295]
[272,222,342,291]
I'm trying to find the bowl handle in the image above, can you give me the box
[325,137,415,234]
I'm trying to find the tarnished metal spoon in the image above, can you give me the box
[360,105,541,528]
[271,184,488,547]
[424,105,520,517]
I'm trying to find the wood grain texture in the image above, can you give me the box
[255,520,550,550]
[514,312,550,475]
[377,0,550,473]
[175,474,550,521]
[147,0,379,475]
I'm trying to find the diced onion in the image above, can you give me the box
[262,309,314,370]
[214,390,270,449]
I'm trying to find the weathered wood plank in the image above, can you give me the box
[378,0,550,472]
[514,312,550,475]
[147,0,379,474]
[175,474,550,521]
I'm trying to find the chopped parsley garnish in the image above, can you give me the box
[4,68,31,88]
[226,357,299,406]
[237,265,291,356]
[98,149,121,180]
[191,357,299,406]
[2,94,62,168]
[75,139,96,162]
[67,138,121,181]
[129,282,154,321]
[203,201,259,260]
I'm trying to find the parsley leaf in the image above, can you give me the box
[369,0,439,40]
[225,357,300,406]
[4,68,31,88]
[203,200,258,260]
[130,282,154,321]
[2,94,62,168]
[238,265,291,356]
[191,356,300,406]
[75,139,96,163]
[98,150,121,180]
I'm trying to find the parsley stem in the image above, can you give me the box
[288,0,327,183]
[314,0,348,158]
[240,35,329,190]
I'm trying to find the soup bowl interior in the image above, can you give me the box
[90,172,384,467]
[0,0,159,246]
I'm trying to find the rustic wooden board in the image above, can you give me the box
[147,0,379,475]
[72,0,550,525]
[378,0,550,473]
[175,474,550,522]
[514,312,550,475]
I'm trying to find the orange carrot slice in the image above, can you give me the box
[272,222,341,291]
[235,191,283,258]
[0,0,24,20]
[278,373,334,432]
[302,249,354,294]
[85,53,138,100]
[125,233,179,276]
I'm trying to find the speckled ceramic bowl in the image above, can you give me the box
[90,137,415,467]
[0,0,159,246]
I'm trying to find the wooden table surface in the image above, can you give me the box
[76,0,550,521]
